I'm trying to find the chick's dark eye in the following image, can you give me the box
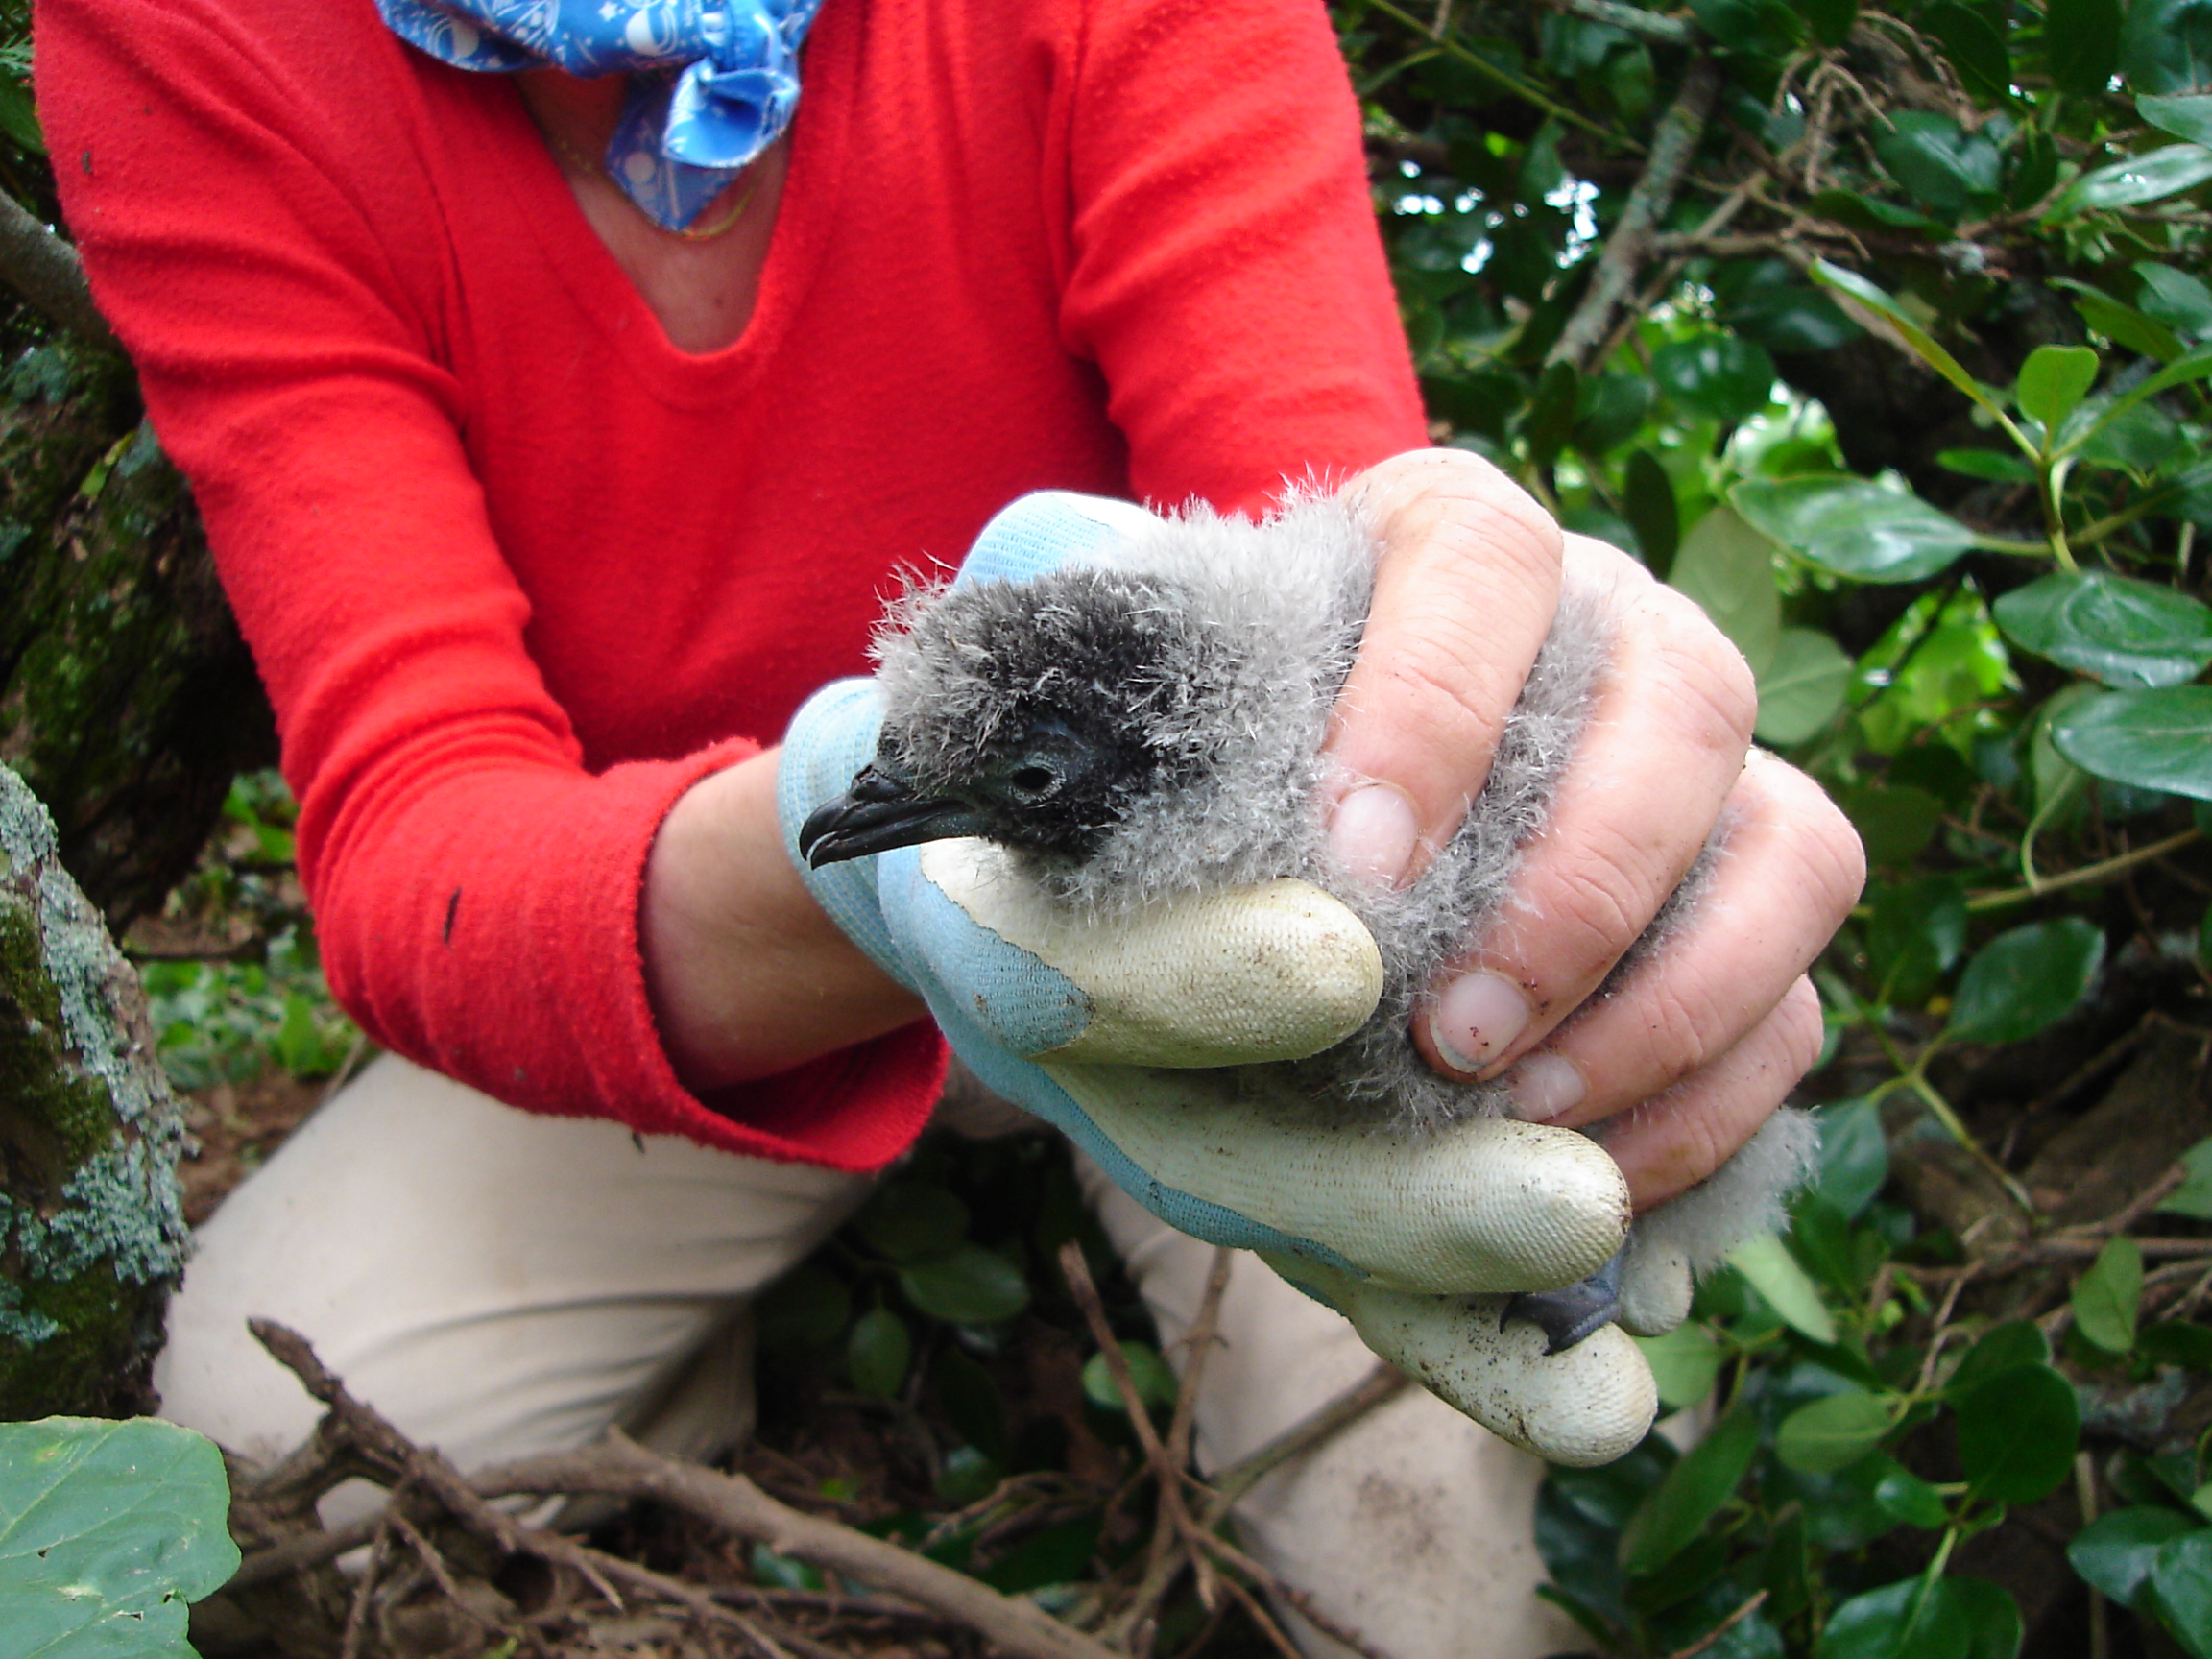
[1008,761,1061,801]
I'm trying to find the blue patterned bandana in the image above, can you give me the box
[379,0,823,229]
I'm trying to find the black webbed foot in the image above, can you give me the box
[1502,1247,1626,1356]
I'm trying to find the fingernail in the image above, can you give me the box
[1328,783,1420,888]
[1507,1053,1586,1122]
[1428,972,1532,1074]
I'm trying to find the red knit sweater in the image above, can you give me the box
[37,0,1427,1168]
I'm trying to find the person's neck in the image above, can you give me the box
[515,69,786,356]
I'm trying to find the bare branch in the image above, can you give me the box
[0,191,118,350]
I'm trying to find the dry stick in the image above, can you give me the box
[384,1507,507,1640]
[1546,53,1720,373]
[1201,1364,1408,1525]
[0,190,118,349]
[1057,1242,1223,1622]
[475,1434,1125,1659]
[336,1514,393,1659]
[247,1320,630,1614]
[570,1540,803,1659]
[1664,1590,1770,1659]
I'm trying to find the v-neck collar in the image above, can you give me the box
[488,0,858,409]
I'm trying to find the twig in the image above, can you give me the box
[1201,1364,1409,1524]
[0,190,118,349]
[572,1540,803,1659]
[336,1513,393,1659]
[1664,1590,1770,1659]
[385,1507,505,1637]
[1963,829,2205,912]
[1549,54,1720,370]
[1545,0,1695,44]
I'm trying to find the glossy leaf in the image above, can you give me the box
[1922,0,2009,98]
[2136,261,2212,338]
[898,1244,1029,1324]
[1872,1461,1951,1530]
[1755,627,1854,744]
[1945,1321,2052,1398]
[856,1182,971,1262]
[2121,0,2212,93]
[2072,1234,2144,1353]
[2064,345,2212,449]
[1670,506,1782,674]
[1945,917,2105,1045]
[848,1307,912,1398]
[2071,1508,2200,1606]
[1653,332,1778,422]
[1866,875,1970,1006]
[2047,0,2123,92]
[2142,92,2212,149]
[1633,1323,1725,1411]
[1733,476,1977,584]
[1836,782,1945,869]
[1812,1094,1890,1217]
[2140,1319,2212,1369]
[1689,0,1802,56]
[1808,261,1999,415]
[0,1417,240,1659]
[1949,1577,2025,1659]
[1992,570,2212,688]
[2147,1531,2212,1659]
[2058,278,2188,362]
[2157,1136,2212,1219]
[1776,1389,1891,1474]
[1619,1406,1761,1575]
[1815,1576,1971,1659]
[1937,446,2036,483]
[2051,686,2212,801]
[1958,1364,2080,1503]
[1802,0,1858,47]
[1080,1339,1177,1413]
[1874,112,2002,219]
[1729,1230,1837,1343]
[2055,144,2212,214]
[2015,345,2100,437]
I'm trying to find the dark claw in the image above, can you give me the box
[1502,1246,1626,1356]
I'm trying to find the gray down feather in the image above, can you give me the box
[873,493,1815,1273]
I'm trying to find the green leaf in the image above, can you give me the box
[933,1340,1011,1463]
[2136,261,2212,338]
[1801,0,1858,47]
[2015,345,2101,437]
[1945,1321,2052,1398]
[2054,144,2212,214]
[1623,449,1680,578]
[1873,112,2002,220]
[933,1443,1002,1506]
[2069,1507,2200,1607]
[1836,782,1945,869]
[2157,1136,2212,1219]
[1871,1460,1951,1529]
[2147,1531,2212,1659]
[2047,0,2124,92]
[1992,570,2212,688]
[1669,506,1783,674]
[1937,446,2037,483]
[1652,332,1779,423]
[2073,1235,2145,1353]
[2140,1319,2212,1368]
[1957,1364,2080,1504]
[2121,0,2212,92]
[1632,1323,1726,1411]
[2053,687,2212,799]
[1815,1576,1972,1659]
[2064,344,2212,449]
[1573,373,1655,456]
[1813,1095,1891,1217]
[1945,917,2105,1045]
[0,1418,240,1659]
[1807,261,2001,416]
[1756,627,1854,744]
[977,1512,1104,1595]
[1732,476,1978,584]
[898,1244,1029,1325]
[856,1182,971,1262]
[2143,93,2212,150]
[2056,278,2189,362]
[848,1307,912,1398]
[1949,1577,2026,1659]
[0,77,43,157]
[1807,188,1951,235]
[1728,1230,1836,1343]
[1777,1390,1891,1474]
[1867,875,1970,1005]
[1922,0,2010,98]
[1619,1406,1761,1575]
[1689,0,1803,56]
[1081,1340,1178,1413]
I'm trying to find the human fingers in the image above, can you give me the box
[1413,534,1759,1079]
[1590,975,1828,1212]
[1324,449,1564,888]
[1495,750,1865,1128]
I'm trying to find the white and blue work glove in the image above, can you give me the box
[778,493,1658,1465]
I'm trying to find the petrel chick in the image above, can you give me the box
[802,493,1816,1352]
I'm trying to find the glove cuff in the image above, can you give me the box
[777,678,915,990]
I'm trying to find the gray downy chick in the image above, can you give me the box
[802,493,1817,1349]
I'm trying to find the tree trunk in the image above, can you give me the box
[0,763,188,1419]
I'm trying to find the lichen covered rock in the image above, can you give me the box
[0,762,187,1418]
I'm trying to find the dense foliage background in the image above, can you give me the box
[2,1,2210,1657]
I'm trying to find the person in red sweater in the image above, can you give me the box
[38,0,1861,1650]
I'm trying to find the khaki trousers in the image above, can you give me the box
[156,1053,1582,1659]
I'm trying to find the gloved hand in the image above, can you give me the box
[778,493,1659,1465]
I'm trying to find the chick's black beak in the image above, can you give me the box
[798,761,992,867]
